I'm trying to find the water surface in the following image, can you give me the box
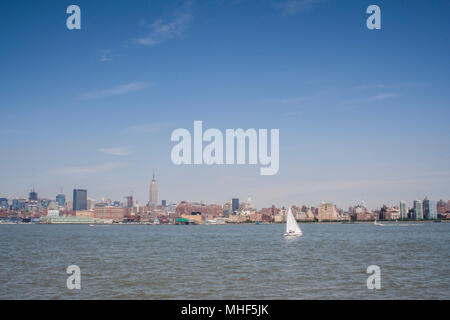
[0,223,449,299]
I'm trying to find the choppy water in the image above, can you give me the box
[0,223,449,299]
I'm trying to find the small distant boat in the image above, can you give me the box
[374,218,384,226]
[284,207,302,239]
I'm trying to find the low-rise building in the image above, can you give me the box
[94,207,125,221]
[75,210,94,218]
[227,213,249,223]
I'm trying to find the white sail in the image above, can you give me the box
[285,207,302,236]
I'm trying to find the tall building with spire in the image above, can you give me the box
[149,170,158,206]
[29,186,38,201]
[247,194,253,209]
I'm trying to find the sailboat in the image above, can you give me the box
[284,207,302,238]
[374,218,383,226]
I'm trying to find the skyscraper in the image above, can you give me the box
[423,198,437,220]
[73,189,87,211]
[0,198,8,208]
[149,171,158,206]
[413,200,423,220]
[126,196,133,208]
[399,201,407,220]
[247,194,253,209]
[56,194,66,207]
[29,188,38,201]
[232,198,239,212]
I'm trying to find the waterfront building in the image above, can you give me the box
[75,210,94,218]
[149,171,158,206]
[400,201,407,219]
[381,207,401,220]
[47,209,60,217]
[56,194,65,207]
[0,198,8,208]
[73,189,87,211]
[228,212,250,223]
[40,216,94,224]
[94,206,125,221]
[437,200,448,214]
[294,207,315,221]
[295,211,310,221]
[413,200,423,220]
[408,208,415,219]
[423,198,437,220]
[337,213,352,221]
[274,208,287,222]
[318,202,338,222]
[181,212,203,224]
[356,211,375,221]
[232,198,239,212]
[259,205,279,221]
[352,202,368,220]
[175,201,223,219]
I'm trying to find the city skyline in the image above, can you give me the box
[1,1,450,209]
[2,183,449,225]
[1,180,447,213]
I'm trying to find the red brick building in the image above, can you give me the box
[94,207,125,221]
[175,202,223,219]
[259,205,279,221]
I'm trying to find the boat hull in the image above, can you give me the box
[283,232,302,239]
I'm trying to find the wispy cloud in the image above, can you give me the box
[51,162,127,175]
[99,49,124,62]
[99,49,113,62]
[99,147,131,156]
[353,83,424,90]
[136,2,193,46]
[276,0,325,15]
[80,82,152,100]
[128,122,176,133]
[343,93,399,104]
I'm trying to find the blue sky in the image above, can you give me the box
[1,0,449,209]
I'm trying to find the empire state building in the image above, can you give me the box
[149,171,158,206]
